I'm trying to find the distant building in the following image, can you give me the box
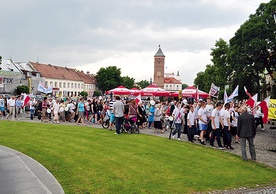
[153,46,182,92]
[153,46,165,88]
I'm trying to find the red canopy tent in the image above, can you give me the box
[106,85,131,95]
[141,84,171,97]
[171,86,209,98]
[129,88,141,96]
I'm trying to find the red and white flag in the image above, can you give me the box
[23,93,30,107]
[246,93,258,108]
[258,96,270,124]
[195,86,199,101]
[135,94,141,105]
[244,86,252,98]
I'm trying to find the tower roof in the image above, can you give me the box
[154,45,165,57]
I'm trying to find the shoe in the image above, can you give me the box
[172,135,175,139]
[261,128,266,131]
[219,147,225,150]
[177,138,181,141]
[201,141,206,145]
[230,147,234,150]
[190,140,194,143]
[114,132,119,135]
[235,141,239,144]
[211,146,216,149]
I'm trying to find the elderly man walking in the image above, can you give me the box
[237,106,256,161]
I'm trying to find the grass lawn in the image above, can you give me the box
[0,121,275,194]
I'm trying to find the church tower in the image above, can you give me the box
[154,45,165,88]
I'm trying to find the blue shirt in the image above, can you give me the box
[78,102,85,112]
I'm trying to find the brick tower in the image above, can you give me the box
[154,45,165,88]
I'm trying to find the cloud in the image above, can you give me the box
[0,0,270,87]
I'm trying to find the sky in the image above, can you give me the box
[0,0,271,86]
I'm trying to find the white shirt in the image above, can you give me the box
[211,108,220,129]
[231,111,239,127]
[172,106,183,123]
[7,99,16,107]
[198,107,208,124]
[205,104,214,117]
[53,102,60,114]
[222,109,230,126]
[187,110,196,126]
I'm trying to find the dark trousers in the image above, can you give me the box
[204,119,212,141]
[172,123,182,138]
[255,117,264,128]
[240,137,256,160]
[223,126,232,148]
[210,128,222,147]
[187,125,195,141]
[115,116,123,134]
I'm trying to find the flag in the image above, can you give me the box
[37,82,53,94]
[227,85,239,102]
[246,93,258,108]
[223,89,228,104]
[209,83,220,98]
[195,86,199,101]
[37,81,45,93]
[23,93,30,107]
[258,96,271,124]
[244,86,252,98]
[135,94,141,105]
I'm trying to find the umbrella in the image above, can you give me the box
[129,88,141,96]
[141,84,170,96]
[106,85,131,95]
[171,86,209,98]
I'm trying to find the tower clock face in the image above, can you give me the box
[157,71,161,76]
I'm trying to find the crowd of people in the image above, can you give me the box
[0,94,262,160]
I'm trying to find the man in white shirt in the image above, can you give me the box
[205,97,214,142]
[222,103,234,150]
[113,96,124,135]
[198,101,208,145]
[210,102,225,149]
[187,106,196,143]
[6,96,16,120]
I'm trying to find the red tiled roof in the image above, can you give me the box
[76,71,96,84]
[30,62,82,81]
[164,77,182,84]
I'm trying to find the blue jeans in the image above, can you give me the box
[30,109,35,120]
[172,123,182,138]
[115,116,123,134]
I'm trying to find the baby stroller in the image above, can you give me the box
[121,116,139,134]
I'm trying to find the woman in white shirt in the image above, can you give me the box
[171,102,184,140]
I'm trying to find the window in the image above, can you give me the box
[71,83,73,88]
[78,83,80,89]
[63,82,66,88]
[50,81,53,86]
[67,83,70,88]
[45,81,48,87]
[36,73,40,77]
[59,82,62,88]
[75,83,77,88]
[55,82,58,87]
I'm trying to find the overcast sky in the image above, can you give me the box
[0,0,270,86]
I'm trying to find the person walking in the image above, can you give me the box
[6,96,16,120]
[187,105,196,143]
[237,106,256,161]
[113,96,124,135]
[76,98,86,126]
[198,100,208,145]
[210,102,225,149]
[171,102,184,140]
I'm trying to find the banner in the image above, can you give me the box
[37,81,53,94]
[227,85,239,102]
[268,99,276,121]
[209,83,220,98]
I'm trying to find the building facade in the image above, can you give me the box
[153,46,165,88]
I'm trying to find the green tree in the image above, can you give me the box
[122,76,135,89]
[135,80,150,89]
[16,85,29,95]
[182,84,188,89]
[95,66,123,93]
[93,90,102,97]
[79,91,88,97]
[227,0,276,98]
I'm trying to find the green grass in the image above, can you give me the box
[0,121,275,194]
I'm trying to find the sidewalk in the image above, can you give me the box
[0,146,64,194]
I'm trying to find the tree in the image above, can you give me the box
[95,66,123,93]
[135,80,150,89]
[122,76,135,89]
[79,91,88,97]
[182,84,188,89]
[227,0,276,98]
[93,90,102,97]
[16,85,29,95]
